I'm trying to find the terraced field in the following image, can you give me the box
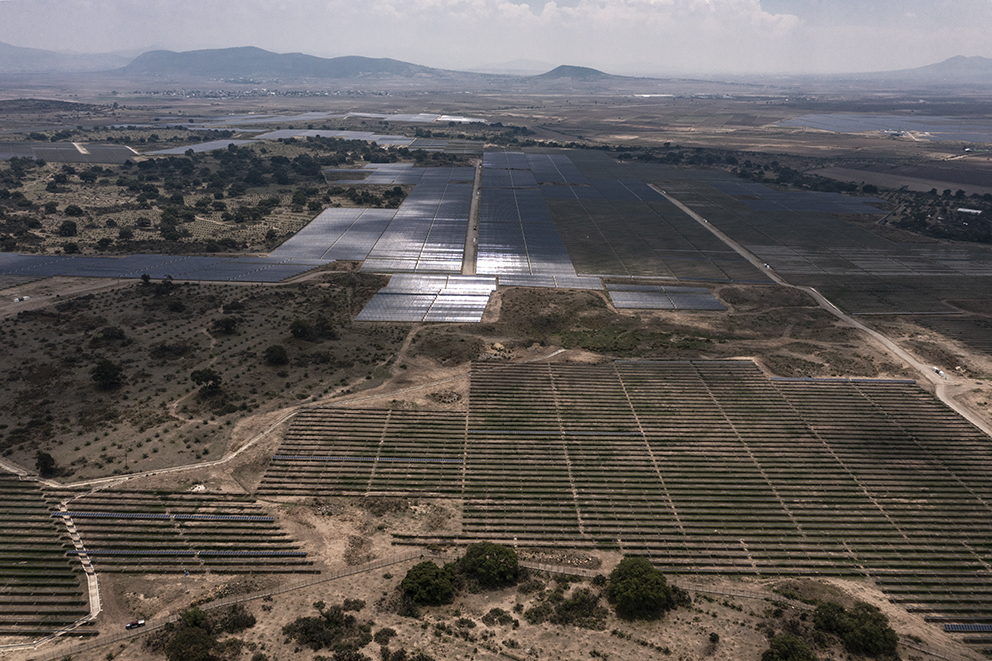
[261,360,992,623]
[0,474,90,637]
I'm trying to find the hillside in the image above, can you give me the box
[861,54,992,85]
[0,41,130,73]
[535,64,615,81]
[120,46,436,79]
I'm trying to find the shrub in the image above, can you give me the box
[91,358,124,390]
[64,205,84,218]
[401,561,454,606]
[35,450,57,477]
[762,633,818,661]
[606,556,673,620]
[263,344,289,366]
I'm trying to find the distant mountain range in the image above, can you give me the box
[861,55,992,84]
[121,47,436,79]
[0,41,131,73]
[2,41,991,86]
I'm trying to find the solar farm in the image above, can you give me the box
[260,359,992,625]
[44,490,313,574]
[0,475,89,637]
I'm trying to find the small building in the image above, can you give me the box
[957,208,983,215]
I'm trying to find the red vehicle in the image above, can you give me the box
[126,619,145,630]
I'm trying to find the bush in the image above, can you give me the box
[762,633,818,661]
[814,601,897,657]
[550,587,608,630]
[35,450,57,477]
[458,542,519,588]
[58,220,78,236]
[401,561,454,606]
[263,344,289,366]
[282,603,372,652]
[91,358,124,390]
[606,556,673,620]
[64,205,84,217]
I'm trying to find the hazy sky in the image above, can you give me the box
[1,0,990,75]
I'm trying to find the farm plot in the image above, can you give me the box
[0,474,90,637]
[42,490,314,575]
[260,359,992,622]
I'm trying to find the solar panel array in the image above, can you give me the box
[323,164,474,186]
[0,252,318,283]
[478,188,578,279]
[362,176,472,273]
[262,360,992,627]
[0,474,90,636]
[0,142,136,164]
[605,282,725,310]
[355,274,496,322]
[269,208,396,262]
[43,489,313,574]
[710,181,885,214]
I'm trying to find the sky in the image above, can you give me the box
[0,0,990,76]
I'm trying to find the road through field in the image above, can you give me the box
[652,184,992,440]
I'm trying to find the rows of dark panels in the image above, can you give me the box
[355,274,496,322]
[710,181,886,214]
[0,474,89,636]
[605,282,725,310]
[0,252,317,283]
[361,181,472,273]
[42,490,313,574]
[258,408,467,496]
[0,142,135,164]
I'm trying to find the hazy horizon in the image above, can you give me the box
[1,0,991,77]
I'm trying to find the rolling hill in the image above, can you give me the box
[120,47,436,79]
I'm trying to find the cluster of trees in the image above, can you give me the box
[401,543,521,609]
[813,601,898,658]
[402,549,686,628]
[156,605,257,661]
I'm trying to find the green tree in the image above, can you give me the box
[63,205,84,217]
[58,220,78,236]
[91,358,124,390]
[401,561,454,606]
[165,623,218,661]
[191,369,222,394]
[35,451,57,477]
[762,633,818,661]
[458,542,519,588]
[213,317,239,334]
[606,556,673,620]
[263,344,289,366]
[814,601,898,657]
[290,318,314,340]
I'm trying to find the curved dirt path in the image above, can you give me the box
[653,185,992,438]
